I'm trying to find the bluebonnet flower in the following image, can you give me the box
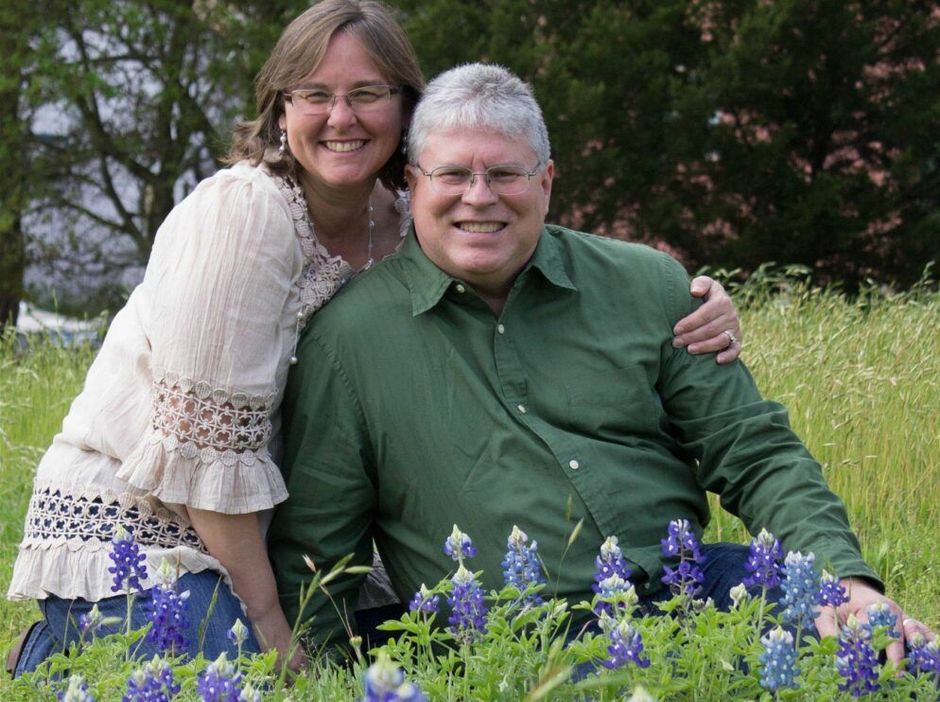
[501,525,545,604]
[227,618,250,651]
[817,569,848,607]
[729,583,750,609]
[743,528,783,590]
[408,583,440,616]
[594,574,637,617]
[780,551,819,629]
[362,653,427,702]
[196,653,243,702]
[759,626,799,692]
[865,602,899,638]
[123,656,180,702]
[59,674,94,702]
[109,526,148,594]
[908,634,940,681]
[660,519,704,598]
[78,604,105,638]
[601,616,650,670]
[146,559,190,655]
[592,535,632,594]
[447,565,487,644]
[836,615,880,697]
[443,524,477,562]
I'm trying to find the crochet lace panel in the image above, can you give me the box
[22,486,206,552]
[274,174,355,332]
[151,367,273,459]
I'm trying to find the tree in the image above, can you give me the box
[0,2,43,331]
[22,0,308,312]
[396,0,940,289]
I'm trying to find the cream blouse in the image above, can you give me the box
[8,161,403,602]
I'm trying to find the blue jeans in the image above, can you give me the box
[14,570,261,677]
[642,542,783,610]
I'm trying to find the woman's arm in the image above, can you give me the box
[188,508,305,670]
[672,275,742,364]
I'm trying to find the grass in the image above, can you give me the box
[0,277,937,697]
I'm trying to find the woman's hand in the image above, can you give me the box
[672,275,742,364]
[188,508,306,672]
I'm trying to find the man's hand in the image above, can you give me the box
[814,577,936,666]
[673,276,742,364]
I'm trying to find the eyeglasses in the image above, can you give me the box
[413,163,542,196]
[283,85,400,115]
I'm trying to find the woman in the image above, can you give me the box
[7,0,740,675]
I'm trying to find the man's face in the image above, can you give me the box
[406,127,553,300]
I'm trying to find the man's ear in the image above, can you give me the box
[541,160,554,214]
[404,163,418,192]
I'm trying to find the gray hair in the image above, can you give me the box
[407,63,551,165]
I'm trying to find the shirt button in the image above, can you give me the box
[497,323,505,334]
[517,404,527,414]
[455,283,466,293]
[568,459,580,470]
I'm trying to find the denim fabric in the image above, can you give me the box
[14,570,260,676]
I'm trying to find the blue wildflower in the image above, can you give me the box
[501,525,545,604]
[362,653,427,702]
[227,618,250,651]
[660,519,704,598]
[759,626,799,692]
[59,674,94,702]
[601,616,650,670]
[109,526,148,594]
[146,559,190,655]
[592,535,632,594]
[443,524,477,562]
[817,569,848,607]
[196,653,243,702]
[123,656,180,702]
[908,634,940,682]
[865,602,899,639]
[836,615,880,697]
[78,604,104,639]
[447,565,487,644]
[780,551,819,629]
[408,584,440,615]
[743,528,783,590]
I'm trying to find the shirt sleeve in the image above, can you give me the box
[653,253,881,587]
[115,166,295,513]
[267,324,376,646]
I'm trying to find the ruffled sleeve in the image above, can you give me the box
[116,165,296,513]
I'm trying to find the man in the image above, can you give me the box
[268,63,932,661]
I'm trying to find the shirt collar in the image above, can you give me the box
[400,224,578,316]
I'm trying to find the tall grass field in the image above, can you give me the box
[0,276,937,699]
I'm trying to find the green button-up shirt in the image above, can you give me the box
[269,225,878,645]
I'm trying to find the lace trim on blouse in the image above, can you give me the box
[20,486,206,553]
[274,174,357,332]
[151,367,273,460]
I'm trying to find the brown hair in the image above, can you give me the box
[224,0,424,191]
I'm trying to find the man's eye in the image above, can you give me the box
[435,169,471,185]
[489,169,523,183]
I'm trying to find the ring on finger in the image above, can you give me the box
[723,330,739,347]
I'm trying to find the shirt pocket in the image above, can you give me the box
[562,364,666,442]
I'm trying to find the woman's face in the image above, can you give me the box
[280,30,405,195]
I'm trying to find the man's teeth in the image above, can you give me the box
[324,140,366,152]
[459,222,502,233]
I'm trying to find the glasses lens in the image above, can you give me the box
[487,167,530,195]
[347,85,391,109]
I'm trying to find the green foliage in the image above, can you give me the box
[396,0,940,290]
[1,280,938,699]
